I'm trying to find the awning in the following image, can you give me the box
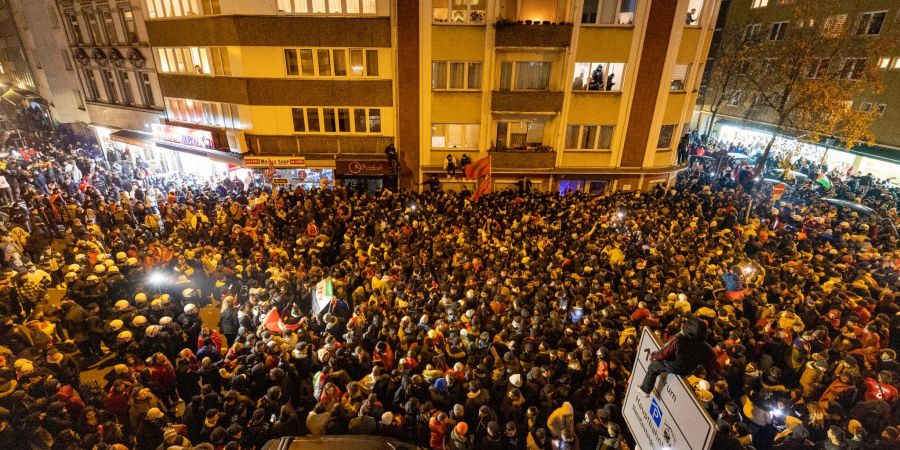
[154,140,243,164]
[109,130,154,148]
[1,89,24,105]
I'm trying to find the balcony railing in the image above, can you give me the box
[494,20,573,47]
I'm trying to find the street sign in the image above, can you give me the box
[623,328,716,450]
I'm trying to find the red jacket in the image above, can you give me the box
[105,386,131,416]
[429,416,446,450]
[149,362,176,388]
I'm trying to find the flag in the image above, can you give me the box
[312,278,333,316]
[815,174,832,189]
[465,156,492,201]
[263,307,304,333]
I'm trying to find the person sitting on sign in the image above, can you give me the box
[639,317,720,395]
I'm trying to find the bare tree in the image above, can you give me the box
[712,0,890,175]
[698,14,756,139]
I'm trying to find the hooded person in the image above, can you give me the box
[546,401,575,439]
[639,317,720,394]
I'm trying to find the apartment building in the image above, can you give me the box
[422,0,720,193]
[695,0,900,178]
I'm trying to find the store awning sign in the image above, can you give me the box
[243,157,306,168]
[336,159,392,175]
[151,123,214,150]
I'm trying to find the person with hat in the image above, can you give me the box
[135,406,166,450]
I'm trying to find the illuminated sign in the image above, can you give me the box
[151,123,214,150]
[243,157,307,168]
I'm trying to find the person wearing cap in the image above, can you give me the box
[128,387,166,430]
[135,405,166,450]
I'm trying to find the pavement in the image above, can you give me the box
[78,296,223,396]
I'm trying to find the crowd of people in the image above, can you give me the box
[0,103,898,450]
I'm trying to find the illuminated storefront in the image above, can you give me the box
[243,156,334,190]
[150,122,242,178]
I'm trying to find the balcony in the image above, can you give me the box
[494,21,573,48]
[491,91,564,112]
[246,135,393,156]
[489,148,556,169]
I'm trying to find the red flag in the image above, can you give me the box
[466,156,491,201]
[263,307,303,333]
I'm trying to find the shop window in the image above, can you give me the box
[657,124,676,149]
[572,62,624,92]
[285,48,379,78]
[854,11,886,36]
[433,0,486,24]
[278,0,377,14]
[670,63,690,91]
[581,0,635,25]
[432,61,483,90]
[496,122,544,149]
[432,124,480,149]
[565,125,614,150]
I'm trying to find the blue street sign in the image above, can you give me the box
[650,398,663,428]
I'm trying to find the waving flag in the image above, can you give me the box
[464,155,492,201]
[815,174,832,189]
[263,307,304,333]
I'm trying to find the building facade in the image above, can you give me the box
[694,0,900,177]
[137,0,719,192]
[422,0,719,193]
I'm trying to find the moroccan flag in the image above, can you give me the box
[263,307,304,333]
[815,174,832,189]
[465,156,492,201]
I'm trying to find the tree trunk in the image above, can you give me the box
[753,129,779,176]
[705,108,720,141]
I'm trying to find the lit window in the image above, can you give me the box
[433,0,486,24]
[432,61,483,90]
[581,0,636,25]
[285,48,379,77]
[432,124,480,149]
[751,0,768,9]
[496,122,545,150]
[572,62,625,92]
[278,0,376,14]
[157,47,218,75]
[821,14,847,38]
[565,125,614,150]
[670,63,690,91]
[839,58,867,80]
[877,57,891,69]
[291,107,382,134]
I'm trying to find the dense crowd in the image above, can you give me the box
[0,104,898,450]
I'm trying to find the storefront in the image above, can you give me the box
[151,123,242,179]
[243,156,335,190]
[335,158,397,195]
[715,121,900,181]
[107,129,178,177]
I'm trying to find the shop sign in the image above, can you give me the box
[151,123,214,150]
[243,157,307,168]
[336,159,392,175]
[272,178,288,187]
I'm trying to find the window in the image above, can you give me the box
[743,23,760,41]
[685,0,704,26]
[751,0,768,9]
[670,63,690,91]
[657,125,676,149]
[565,125,614,150]
[515,62,551,90]
[278,0,377,14]
[874,103,886,116]
[67,14,84,45]
[878,57,891,69]
[167,98,241,129]
[118,71,134,105]
[85,11,105,44]
[839,58,867,80]
[778,0,795,4]
[61,49,73,70]
[727,91,742,106]
[138,72,155,106]
[121,8,139,44]
[805,58,830,79]
[432,61,483,90]
[821,14,847,38]
[74,90,85,109]
[432,124,480,149]
[433,0,486,24]
[100,9,118,44]
[496,122,544,149]
[893,57,900,70]
[572,62,625,92]
[769,21,788,40]
[290,107,382,134]
[855,11,886,36]
[157,47,217,75]
[859,102,873,113]
[581,0,636,25]
[82,69,100,100]
[145,0,205,18]
[102,70,118,103]
[286,48,379,77]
